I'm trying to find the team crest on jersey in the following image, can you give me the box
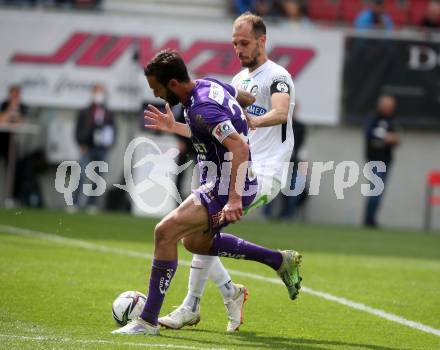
[250,85,258,96]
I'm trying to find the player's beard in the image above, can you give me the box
[241,45,260,69]
[165,87,180,106]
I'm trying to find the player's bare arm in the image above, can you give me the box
[247,92,290,128]
[144,103,191,138]
[221,132,249,224]
[236,89,255,108]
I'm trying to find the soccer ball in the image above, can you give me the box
[112,291,147,326]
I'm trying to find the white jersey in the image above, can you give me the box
[231,59,295,184]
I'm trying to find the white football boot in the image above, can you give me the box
[111,317,160,335]
[225,284,248,332]
[158,307,201,329]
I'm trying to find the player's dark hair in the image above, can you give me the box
[234,12,266,38]
[144,50,190,85]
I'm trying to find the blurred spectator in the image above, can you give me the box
[233,0,252,14]
[233,0,275,17]
[354,0,394,31]
[0,85,27,163]
[0,0,102,9]
[14,149,47,208]
[0,85,47,207]
[254,0,273,17]
[364,95,400,228]
[72,84,116,212]
[279,0,313,29]
[419,0,440,30]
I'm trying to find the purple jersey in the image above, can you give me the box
[184,78,257,233]
[183,78,256,193]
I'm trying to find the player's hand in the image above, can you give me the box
[384,132,400,145]
[221,198,243,224]
[144,103,176,133]
[245,112,257,130]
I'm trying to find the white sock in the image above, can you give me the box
[181,254,215,312]
[208,257,237,302]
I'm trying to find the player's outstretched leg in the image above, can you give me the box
[208,233,302,300]
[208,256,248,331]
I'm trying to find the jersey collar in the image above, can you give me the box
[248,59,271,78]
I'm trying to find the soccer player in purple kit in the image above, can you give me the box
[112,50,301,336]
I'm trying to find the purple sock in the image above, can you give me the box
[209,232,282,270]
[140,259,177,325]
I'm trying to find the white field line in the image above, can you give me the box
[0,334,226,350]
[1,224,440,338]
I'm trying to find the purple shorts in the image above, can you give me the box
[193,184,256,235]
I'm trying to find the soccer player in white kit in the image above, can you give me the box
[159,12,300,332]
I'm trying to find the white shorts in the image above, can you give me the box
[244,172,282,215]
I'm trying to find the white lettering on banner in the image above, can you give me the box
[408,45,440,71]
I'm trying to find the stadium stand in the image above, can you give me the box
[408,0,430,25]
[103,0,226,19]
[307,0,340,22]
[383,0,410,26]
[1,0,438,28]
[340,0,366,24]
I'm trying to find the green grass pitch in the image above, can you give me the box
[0,208,439,349]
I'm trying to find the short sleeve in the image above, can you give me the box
[224,83,238,99]
[212,120,236,143]
[203,77,237,98]
[269,73,292,95]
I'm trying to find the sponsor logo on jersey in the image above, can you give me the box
[250,85,258,96]
[247,104,267,116]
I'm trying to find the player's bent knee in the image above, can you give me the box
[154,220,175,247]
